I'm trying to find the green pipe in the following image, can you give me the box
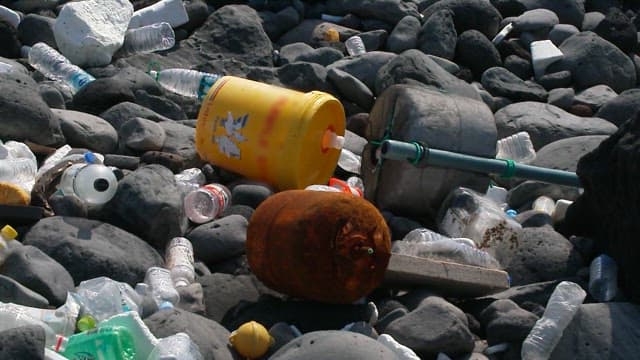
[379,140,581,188]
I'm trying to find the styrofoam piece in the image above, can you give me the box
[128,0,189,29]
[0,5,21,28]
[530,40,564,79]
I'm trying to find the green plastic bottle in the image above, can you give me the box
[58,325,137,360]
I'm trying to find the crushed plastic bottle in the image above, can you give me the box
[57,152,118,207]
[345,35,366,56]
[174,167,206,197]
[496,131,536,164]
[521,281,586,360]
[392,228,501,269]
[73,277,142,322]
[0,140,38,193]
[338,148,362,174]
[148,332,204,360]
[165,237,195,288]
[183,183,231,224]
[144,267,180,307]
[149,68,221,99]
[28,42,96,93]
[485,185,508,211]
[588,254,618,302]
[118,22,175,56]
[378,334,420,360]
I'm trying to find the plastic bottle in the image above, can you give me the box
[148,332,204,360]
[0,140,38,193]
[165,237,195,288]
[174,168,206,197]
[345,35,366,56]
[183,183,231,224]
[485,185,508,210]
[347,176,364,195]
[118,22,175,56]
[57,152,119,207]
[492,23,514,45]
[338,148,362,174]
[588,254,618,302]
[378,334,421,360]
[56,325,137,360]
[496,131,536,163]
[521,281,586,360]
[144,267,180,307]
[0,5,21,28]
[73,277,142,322]
[329,177,363,196]
[552,199,572,224]
[28,42,95,93]
[532,195,555,216]
[148,69,221,99]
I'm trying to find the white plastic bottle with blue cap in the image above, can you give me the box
[57,152,118,207]
[27,42,96,93]
[148,332,204,360]
[165,237,195,288]
[144,267,180,308]
[149,68,221,99]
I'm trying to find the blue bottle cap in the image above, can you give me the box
[158,301,174,310]
[505,209,517,218]
[84,151,97,164]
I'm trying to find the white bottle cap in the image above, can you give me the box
[322,129,345,150]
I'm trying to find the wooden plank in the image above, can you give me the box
[383,253,510,297]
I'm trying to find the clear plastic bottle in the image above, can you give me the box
[338,148,362,174]
[144,267,180,307]
[552,199,572,224]
[119,22,175,56]
[148,332,204,360]
[165,237,195,288]
[392,236,501,269]
[58,152,118,207]
[0,140,38,193]
[148,69,221,99]
[532,195,555,216]
[28,42,96,93]
[345,35,366,56]
[496,131,536,163]
[73,277,142,322]
[485,185,508,210]
[174,168,206,198]
[588,254,618,302]
[521,281,586,360]
[183,183,231,224]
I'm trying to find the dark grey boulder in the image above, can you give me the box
[573,85,618,111]
[119,117,166,153]
[376,49,482,99]
[418,9,457,60]
[200,273,262,323]
[387,15,421,53]
[549,24,579,46]
[187,214,248,266]
[582,11,606,31]
[532,135,608,173]
[595,88,640,126]
[100,102,172,130]
[144,308,234,360]
[327,51,396,91]
[359,29,389,52]
[513,8,559,32]
[547,87,575,110]
[325,0,421,25]
[17,13,56,48]
[479,299,539,345]
[1,245,75,306]
[0,325,45,360]
[22,216,163,286]
[230,184,273,209]
[494,101,617,150]
[517,0,585,28]
[0,275,49,308]
[158,121,200,168]
[276,61,333,93]
[327,68,375,110]
[71,77,136,115]
[455,30,502,79]
[0,71,64,146]
[421,0,503,38]
[53,109,118,154]
[537,70,572,91]
[101,164,188,249]
[548,31,636,93]
[38,83,66,109]
[504,55,533,81]
[133,90,187,120]
[593,7,637,53]
[481,67,547,102]
[260,6,302,41]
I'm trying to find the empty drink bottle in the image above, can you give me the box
[58,152,118,207]
[0,140,38,193]
[345,35,366,56]
[28,42,95,93]
[73,277,142,322]
[183,183,231,224]
[496,131,536,163]
[174,168,206,197]
[165,237,195,287]
[148,332,203,360]
[118,22,175,56]
[589,254,618,302]
[144,267,180,307]
[149,69,221,99]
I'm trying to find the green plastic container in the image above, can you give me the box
[59,325,137,360]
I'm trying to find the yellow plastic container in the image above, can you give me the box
[195,76,346,190]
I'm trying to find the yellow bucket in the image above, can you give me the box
[195,76,346,190]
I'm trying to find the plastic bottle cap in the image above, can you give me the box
[83,152,97,164]
[505,209,517,218]
[322,129,345,151]
[76,315,97,332]
[1,225,18,240]
[149,70,159,80]
[174,279,189,288]
[158,301,174,310]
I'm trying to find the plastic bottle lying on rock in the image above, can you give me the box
[0,140,38,205]
[532,195,555,216]
[58,152,119,207]
[345,35,366,56]
[521,281,586,360]
[149,333,203,360]
[496,131,536,163]
[184,183,231,224]
[28,42,96,93]
[144,267,180,307]
[165,237,195,288]
[174,168,206,197]
[118,22,175,56]
[589,254,618,302]
[73,277,142,322]
[392,228,501,269]
[149,68,221,99]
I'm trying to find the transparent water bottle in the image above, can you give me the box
[165,237,195,288]
[148,69,221,100]
[345,35,366,56]
[28,42,95,93]
[521,281,586,360]
[485,185,508,210]
[588,254,618,302]
[496,131,536,163]
[183,183,231,224]
[73,277,142,322]
[58,153,118,207]
[148,332,204,360]
[392,235,501,269]
[174,168,206,198]
[144,267,180,307]
[338,148,362,174]
[118,22,175,57]
[0,140,38,193]
[532,195,555,216]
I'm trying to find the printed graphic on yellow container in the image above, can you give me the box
[196,76,346,190]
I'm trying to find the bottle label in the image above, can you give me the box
[166,245,194,270]
[197,75,219,99]
[71,72,95,91]
[201,184,230,216]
